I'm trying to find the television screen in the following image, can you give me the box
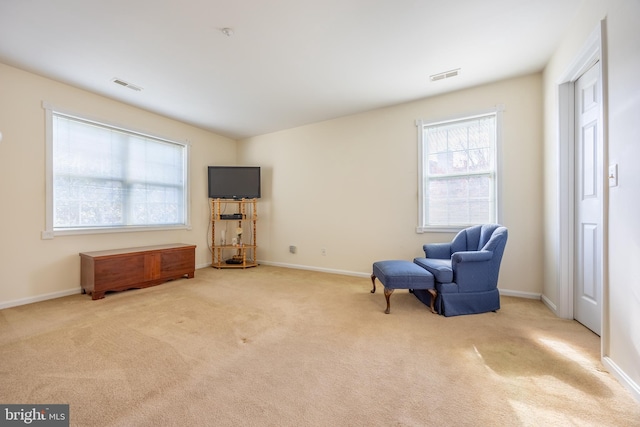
[208,166,261,199]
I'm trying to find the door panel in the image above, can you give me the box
[574,62,602,336]
[580,223,597,301]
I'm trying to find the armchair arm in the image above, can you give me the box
[451,250,495,292]
[423,242,452,259]
[452,250,493,264]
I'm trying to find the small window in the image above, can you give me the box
[417,109,501,232]
[44,106,189,235]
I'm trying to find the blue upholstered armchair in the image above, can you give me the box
[413,224,508,317]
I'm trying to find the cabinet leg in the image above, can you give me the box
[91,291,105,300]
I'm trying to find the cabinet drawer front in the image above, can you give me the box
[161,249,195,276]
[94,255,146,287]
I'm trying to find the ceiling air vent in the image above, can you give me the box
[429,68,460,82]
[112,78,143,91]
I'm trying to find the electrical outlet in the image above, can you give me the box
[321,247,326,256]
[289,245,297,254]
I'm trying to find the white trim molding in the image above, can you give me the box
[499,289,541,300]
[258,260,370,278]
[556,18,610,367]
[556,21,605,320]
[41,101,192,238]
[0,288,81,310]
[603,357,640,403]
[416,105,505,233]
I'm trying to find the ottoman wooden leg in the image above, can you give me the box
[428,289,437,314]
[384,288,394,314]
[370,274,377,293]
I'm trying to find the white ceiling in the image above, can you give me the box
[0,0,583,139]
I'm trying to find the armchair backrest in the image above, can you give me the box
[450,224,502,253]
[480,226,508,287]
[450,224,508,289]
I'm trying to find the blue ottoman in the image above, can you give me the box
[371,260,436,314]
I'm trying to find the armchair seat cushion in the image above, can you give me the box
[413,258,453,283]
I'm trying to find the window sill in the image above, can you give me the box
[41,224,191,239]
[416,226,468,234]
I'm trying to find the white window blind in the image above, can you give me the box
[50,112,188,231]
[417,110,501,231]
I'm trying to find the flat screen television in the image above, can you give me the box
[208,166,261,199]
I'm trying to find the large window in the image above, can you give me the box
[417,108,502,232]
[44,105,189,236]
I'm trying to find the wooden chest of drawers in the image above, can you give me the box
[79,243,196,300]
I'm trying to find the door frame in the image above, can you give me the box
[556,21,608,349]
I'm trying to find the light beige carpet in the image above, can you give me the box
[0,266,638,426]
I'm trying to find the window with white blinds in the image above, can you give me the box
[417,109,502,232]
[46,109,189,234]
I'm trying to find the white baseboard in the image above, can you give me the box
[0,288,81,310]
[260,262,551,295]
[540,294,559,314]
[603,356,640,403]
[0,264,544,309]
[498,288,541,300]
[2,264,212,309]
[257,260,370,278]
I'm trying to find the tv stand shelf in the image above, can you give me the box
[211,198,258,269]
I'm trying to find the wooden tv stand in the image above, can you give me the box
[79,243,196,300]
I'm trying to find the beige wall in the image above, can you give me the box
[239,74,544,297]
[543,0,640,399]
[0,62,236,306]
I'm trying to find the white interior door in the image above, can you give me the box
[574,62,603,336]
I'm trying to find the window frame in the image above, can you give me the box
[416,106,504,233]
[42,102,191,239]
